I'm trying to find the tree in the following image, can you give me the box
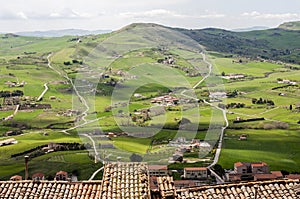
[213,164,225,177]
[179,117,191,125]
[130,153,143,162]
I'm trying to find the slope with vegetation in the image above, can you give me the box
[0,22,300,180]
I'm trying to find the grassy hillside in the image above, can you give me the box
[278,21,300,30]
[0,23,300,179]
[178,27,300,64]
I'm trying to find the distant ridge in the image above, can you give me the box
[232,26,270,32]
[278,21,300,30]
[14,29,111,37]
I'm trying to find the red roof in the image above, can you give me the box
[149,165,168,170]
[10,175,22,180]
[254,174,277,180]
[184,167,207,171]
[285,174,300,179]
[251,162,267,167]
[271,171,283,178]
[32,173,45,178]
[56,171,68,176]
[234,162,245,167]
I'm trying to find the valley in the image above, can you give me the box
[0,22,299,181]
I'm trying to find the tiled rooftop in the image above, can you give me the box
[0,180,102,199]
[100,162,151,199]
[153,178,300,199]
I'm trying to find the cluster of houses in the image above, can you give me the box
[277,79,297,85]
[3,161,300,199]
[1,96,51,110]
[226,161,300,182]
[4,81,26,88]
[168,137,211,163]
[221,74,245,80]
[10,170,76,182]
[56,109,81,117]
[151,95,179,106]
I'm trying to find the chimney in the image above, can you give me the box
[25,156,29,180]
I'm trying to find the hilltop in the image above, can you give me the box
[278,21,300,30]
[177,25,300,64]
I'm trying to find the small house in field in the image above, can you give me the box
[49,96,56,100]
[32,173,45,181]
[55,171,68,181]
[239,134,248,140]
[10,175,22,181]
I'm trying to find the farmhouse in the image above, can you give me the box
[32,173,45,181]
[55,171,68,181]
[149,165,170,176]
[183,167,208,179]
[151,95,179,106]
[9,175,22,181]
[278,79,297,85]
[234,162,269,174]
[221,74,245,80]
[0,138,18,147]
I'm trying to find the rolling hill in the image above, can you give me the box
[278,21,300,30]
[0,22,300,179]
[177,23,300,64]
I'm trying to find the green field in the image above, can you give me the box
[219,129,300,172]
[0,23,300,180]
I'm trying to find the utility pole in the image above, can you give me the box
[25,156,29,180]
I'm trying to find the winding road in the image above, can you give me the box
[47,53,104,177]
[37,83,49,101]
[180,51,228,184]
[47,50,228,181]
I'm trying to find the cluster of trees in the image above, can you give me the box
[130,153,143,162]
[63,59,83,65]
[0,90,24,98]
[226,90,238,98]
[219,102,245,109]
[252,98,275,105]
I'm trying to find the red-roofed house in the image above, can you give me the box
[271,171,283,179]
[148,165,170,176]
[234,162,248,174]
[10,175,22,181]
[251,162,269,174]
[234,162,269,174]
[184,167,208,179]
[254,173,277,181]
[285,174,300,180]
[55,171,68,181]
[32,173,45,181]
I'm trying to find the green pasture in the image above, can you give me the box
[219,129,300,172]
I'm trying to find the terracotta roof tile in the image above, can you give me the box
[152,179,300,199]
[0,181,102,199]
[100,162,151,199]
